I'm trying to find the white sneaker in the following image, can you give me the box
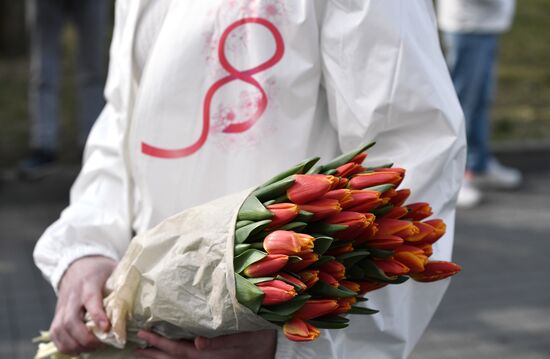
[457,178,482,208]
[473,160,523,189]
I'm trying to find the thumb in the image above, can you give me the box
[84,291,111,332]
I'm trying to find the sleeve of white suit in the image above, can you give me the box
[277,1,466,358]
[33,0,135,292]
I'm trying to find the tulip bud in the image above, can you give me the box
[283,318,320,342]
[351,152,367,164]
[294,299,339,320]
[266,203,299,229]
[383,206,409,219]
[257,280,297,305]
[375,258,410,276]
[336,162,365,177]
[277,273,307,292]
[354,222,379,245]
[323,189,353,207]
[325,211,375,240]
[349,171,403,190]
[319,260,346,281]
[336,177,349,189]
[394,245,428,273]
[418,243,433,257]
[286,252,319,272]
[345,190,383,212]
[263,230,315,255]
[300,199,342,221]
[287,174,339,204]
[411,261,461,282]
[366,234,404,250]
[404,202,433,220]
[402,221,434,243]
[389,188,411,207]
[326,242,354,256]
[243,254,289,277]
[333,297,357,315]
[299,270,320,289]
[318,271,339,287]
[340,280,361,293]
[358,280,387,295]
[421,219,446,244]
[376,218,416,236]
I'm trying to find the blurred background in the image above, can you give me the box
[0,0,549,358]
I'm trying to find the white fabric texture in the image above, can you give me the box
[34,0,466,358]
[437,0,516,33]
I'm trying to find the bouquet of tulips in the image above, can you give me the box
[35,143,460,358]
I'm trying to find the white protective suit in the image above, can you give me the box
[34,0,466,358]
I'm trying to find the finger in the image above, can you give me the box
[50,324,81,355]
[195,331,253,351]
[83,289,111,332]
[64,296,102,350]
[138,330,196,357]
[134,348,173,359]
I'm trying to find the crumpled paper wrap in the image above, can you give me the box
[87,188,274,357]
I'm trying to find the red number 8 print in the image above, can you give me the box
[142,17,285,159]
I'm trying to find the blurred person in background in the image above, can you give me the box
[18,0,108,179]
[438,0,522,208]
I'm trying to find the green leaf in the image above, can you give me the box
[253,177,296,202]
[307,222,348,235]
[323,168,338,175]
[306,165,323,174]
[313,236,334,255]
[371,204,394,217]
[355,296,368,302]
[308,281,357,298]
[259,157,320,187]
[277,221,308,232]
[237,196,274,221]
[234,249,267,274]
[295,210,314,222]
[247,277,275,284]
[258,308,292,323]
[235,273,264,314]
[234,243,252,256]
[264,294,311,316]
[309,255,335,268]
[236,220,254,229]
[348,266,365,280]
[337,250,370,267]
[348,306,379,315]
[235,220,272,244]
[358,259,410,284]
[319,142,375,172]
[288,256,303,264]
[364,163,394,171]
[307,315,350,329]
[366,248,394,259]
[364,184,395,194]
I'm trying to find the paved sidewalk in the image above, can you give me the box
[1,158,549,358]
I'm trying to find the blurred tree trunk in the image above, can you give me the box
[0,0,27,57]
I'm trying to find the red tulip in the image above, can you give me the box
[340,280,361,293]
[298,270,320,289]
[277,273,307,293]
[319,260,346,281]
[394,245,428,273]
[344,190,383,212]
[294,299,339,320]
[383,206,409,219]
[266,203,299,229]
[300,199,342,221]
[287,174,339,204]
[326,243,354,256]
[243,254,289,277]
[318,271,339,287]
[411,261,461,282]
[376,218,417,237]
[404,202,433,220]
[349,171,403,190]
[257,280,297,305]
[336,162,365,177]
[326,211,375,240]
[375,258,410,276]
[420,219,446,244]
[286,252,319,272]
[283,318,320,342]
[366,234,404,250]
[402,221,435,243]
[336,177,349,189]
[263,230,315,255]
[358,280,388,295]
[323,189,353,207]
[389,189,411,207]
[418,243,433,257]
[351,152,367,164]
[333,297,357,315]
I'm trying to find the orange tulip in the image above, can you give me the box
[319,260,346,281]
[257,280,297,305]
[402,221,435,243]
[243,254,289,277]
[366,233,404,250]
[420,219,446,244]
[410,261,461,282]
[340,280,361,293]
[298,270,320,289]
[344,190,383,212]
[300,198,342,221]
[266,203,299,229]
[376,218,417,237]
[286,252,319,272]
[375,258,410,276]
[323,189,353,207]
[354,221,379,245]
[418,243,433,257]
[287,174,339,204]
[358,280,387,295]
[263,230,315,255]
[294,299,339,320]
[333,297,357,315]
[404,202,433,221]
[394,245,429,273]
[349,171,403,190]
[283,318,320,342]
[326,211,374,240]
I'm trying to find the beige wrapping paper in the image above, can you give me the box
[86,188,275,357]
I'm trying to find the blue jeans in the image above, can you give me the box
[27,0,107,151]
[443,32,499,174]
